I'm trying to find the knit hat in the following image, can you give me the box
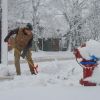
[26,23,33,30]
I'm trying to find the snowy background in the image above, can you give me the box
[7,0,100,51]
[0,0,100,100]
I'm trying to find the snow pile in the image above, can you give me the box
[0,60,82,88]
[0,64,10,76]
[79,40,100,60]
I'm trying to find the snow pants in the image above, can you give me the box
[14,48,34,75]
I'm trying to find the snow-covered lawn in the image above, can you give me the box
[8,50,74,63]
[0,59,100,100]
[0,85,100,100]
[0,60,82,88]
[0,50,100,100]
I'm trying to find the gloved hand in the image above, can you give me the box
[21,48,28,59]
[21,52,26,59]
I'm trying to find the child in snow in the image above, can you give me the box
[4,23,37,75]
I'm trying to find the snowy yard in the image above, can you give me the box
[0,0,100,99]
[0,51,100,100]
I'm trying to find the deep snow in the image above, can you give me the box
[0,59,100,100]
[0,40,100,100]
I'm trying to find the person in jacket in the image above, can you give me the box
[4,23,36,75]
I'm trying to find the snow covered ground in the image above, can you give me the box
[0,50,100,100]
[8,50,74,63]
